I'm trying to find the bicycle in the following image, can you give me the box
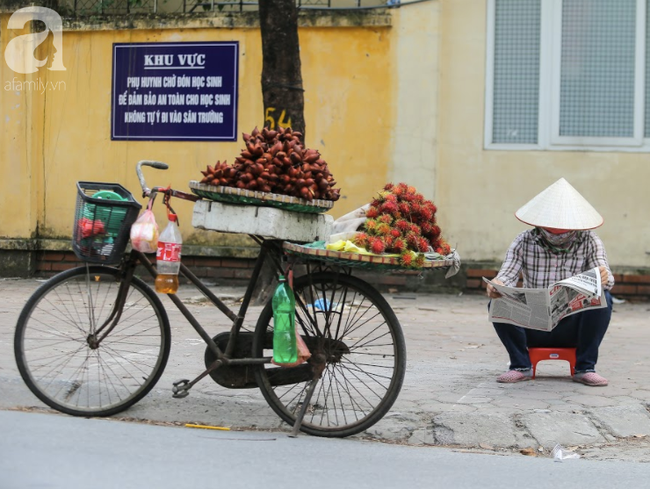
[14,160,407,437]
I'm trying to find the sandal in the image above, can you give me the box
[573,372,608,387]
[497,370,532,383]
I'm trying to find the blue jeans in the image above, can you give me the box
[492,291,613,373]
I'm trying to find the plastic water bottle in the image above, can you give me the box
[155,213,182,294]
[272,275,297,364]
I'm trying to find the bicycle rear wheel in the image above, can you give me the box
[15,266,171,417]
[253,272,406,437]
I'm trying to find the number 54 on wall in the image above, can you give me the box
[265,107,292,130]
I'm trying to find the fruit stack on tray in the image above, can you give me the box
[190,126,340,214]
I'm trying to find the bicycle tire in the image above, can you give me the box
[15,266,171,417]
[253,272,406,437]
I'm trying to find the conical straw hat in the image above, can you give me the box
[515,178,603,230]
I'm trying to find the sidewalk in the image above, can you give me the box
[1,277,649,460]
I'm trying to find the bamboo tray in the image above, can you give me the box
[189,181,334,214]
[283,242,456,271]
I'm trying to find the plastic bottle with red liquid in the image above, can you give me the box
[155,213,182,294]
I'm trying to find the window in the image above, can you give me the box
[485,0,648,150]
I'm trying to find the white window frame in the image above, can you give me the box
[485,0,648,152]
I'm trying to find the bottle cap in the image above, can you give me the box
[168,213,178,222]
[278,274,286,281]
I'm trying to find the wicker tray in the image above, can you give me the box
[283,242,455,271]
[189,181,334,214]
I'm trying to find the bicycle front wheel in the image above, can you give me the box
[15,266,171,417]
[253,272,406,437]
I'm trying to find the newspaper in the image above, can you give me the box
[484,267,606,332]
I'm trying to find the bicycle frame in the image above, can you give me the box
[95,239,289,387]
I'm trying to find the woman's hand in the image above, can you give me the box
[598,266,610,285]
[486,278,504,299]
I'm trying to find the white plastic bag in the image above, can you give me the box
[328,204,370,243]
[130,202,159,253]
[552,444,580,462]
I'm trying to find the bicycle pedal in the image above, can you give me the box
[172,379,190,396]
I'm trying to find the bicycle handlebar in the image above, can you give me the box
[136,160,168,196]
[135,160,199,203]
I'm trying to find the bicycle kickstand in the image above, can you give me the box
[289,353,326,437]
[172,358,223,398]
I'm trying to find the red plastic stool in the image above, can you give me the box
[528,347,576,379]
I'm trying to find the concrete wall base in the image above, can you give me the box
[1,249,647,301]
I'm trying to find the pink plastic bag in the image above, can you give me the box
[273,327,312,368]
[130,202,159,253]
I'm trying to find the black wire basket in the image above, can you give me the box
[72,182,142,264]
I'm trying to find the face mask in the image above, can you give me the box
[539,228,577,248]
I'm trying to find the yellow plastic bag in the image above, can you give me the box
[130,202,159,253]
[326,240,370,255]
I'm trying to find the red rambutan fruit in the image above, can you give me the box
[393,238,407,253]
[423,201,437,215]
[376,223,392,236]
[365,207,380,219]
[352,232,369,248]
[379,214,393,224]
[390,228,401,238]
[395,183,408,195]
[380,201,399,215]
[406,232,419,248]
[383,183,395,191]
[398,202,411,216]
[399,252,413,267]
[395,219,411,232]
[370,238,385,255]
[435,240,451,255]
[417,237,430,252]
[420,206,434,221]
[365,219,378,232]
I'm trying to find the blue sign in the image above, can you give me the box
[111,42,239,141]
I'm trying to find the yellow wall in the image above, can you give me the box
[390,1,440,201]
[0,19,43,239]
[0,12,395,251]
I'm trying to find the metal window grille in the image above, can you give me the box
[491,0,541,145]
[559,0,637,138]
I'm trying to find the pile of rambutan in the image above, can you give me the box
[351,183,452,268]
